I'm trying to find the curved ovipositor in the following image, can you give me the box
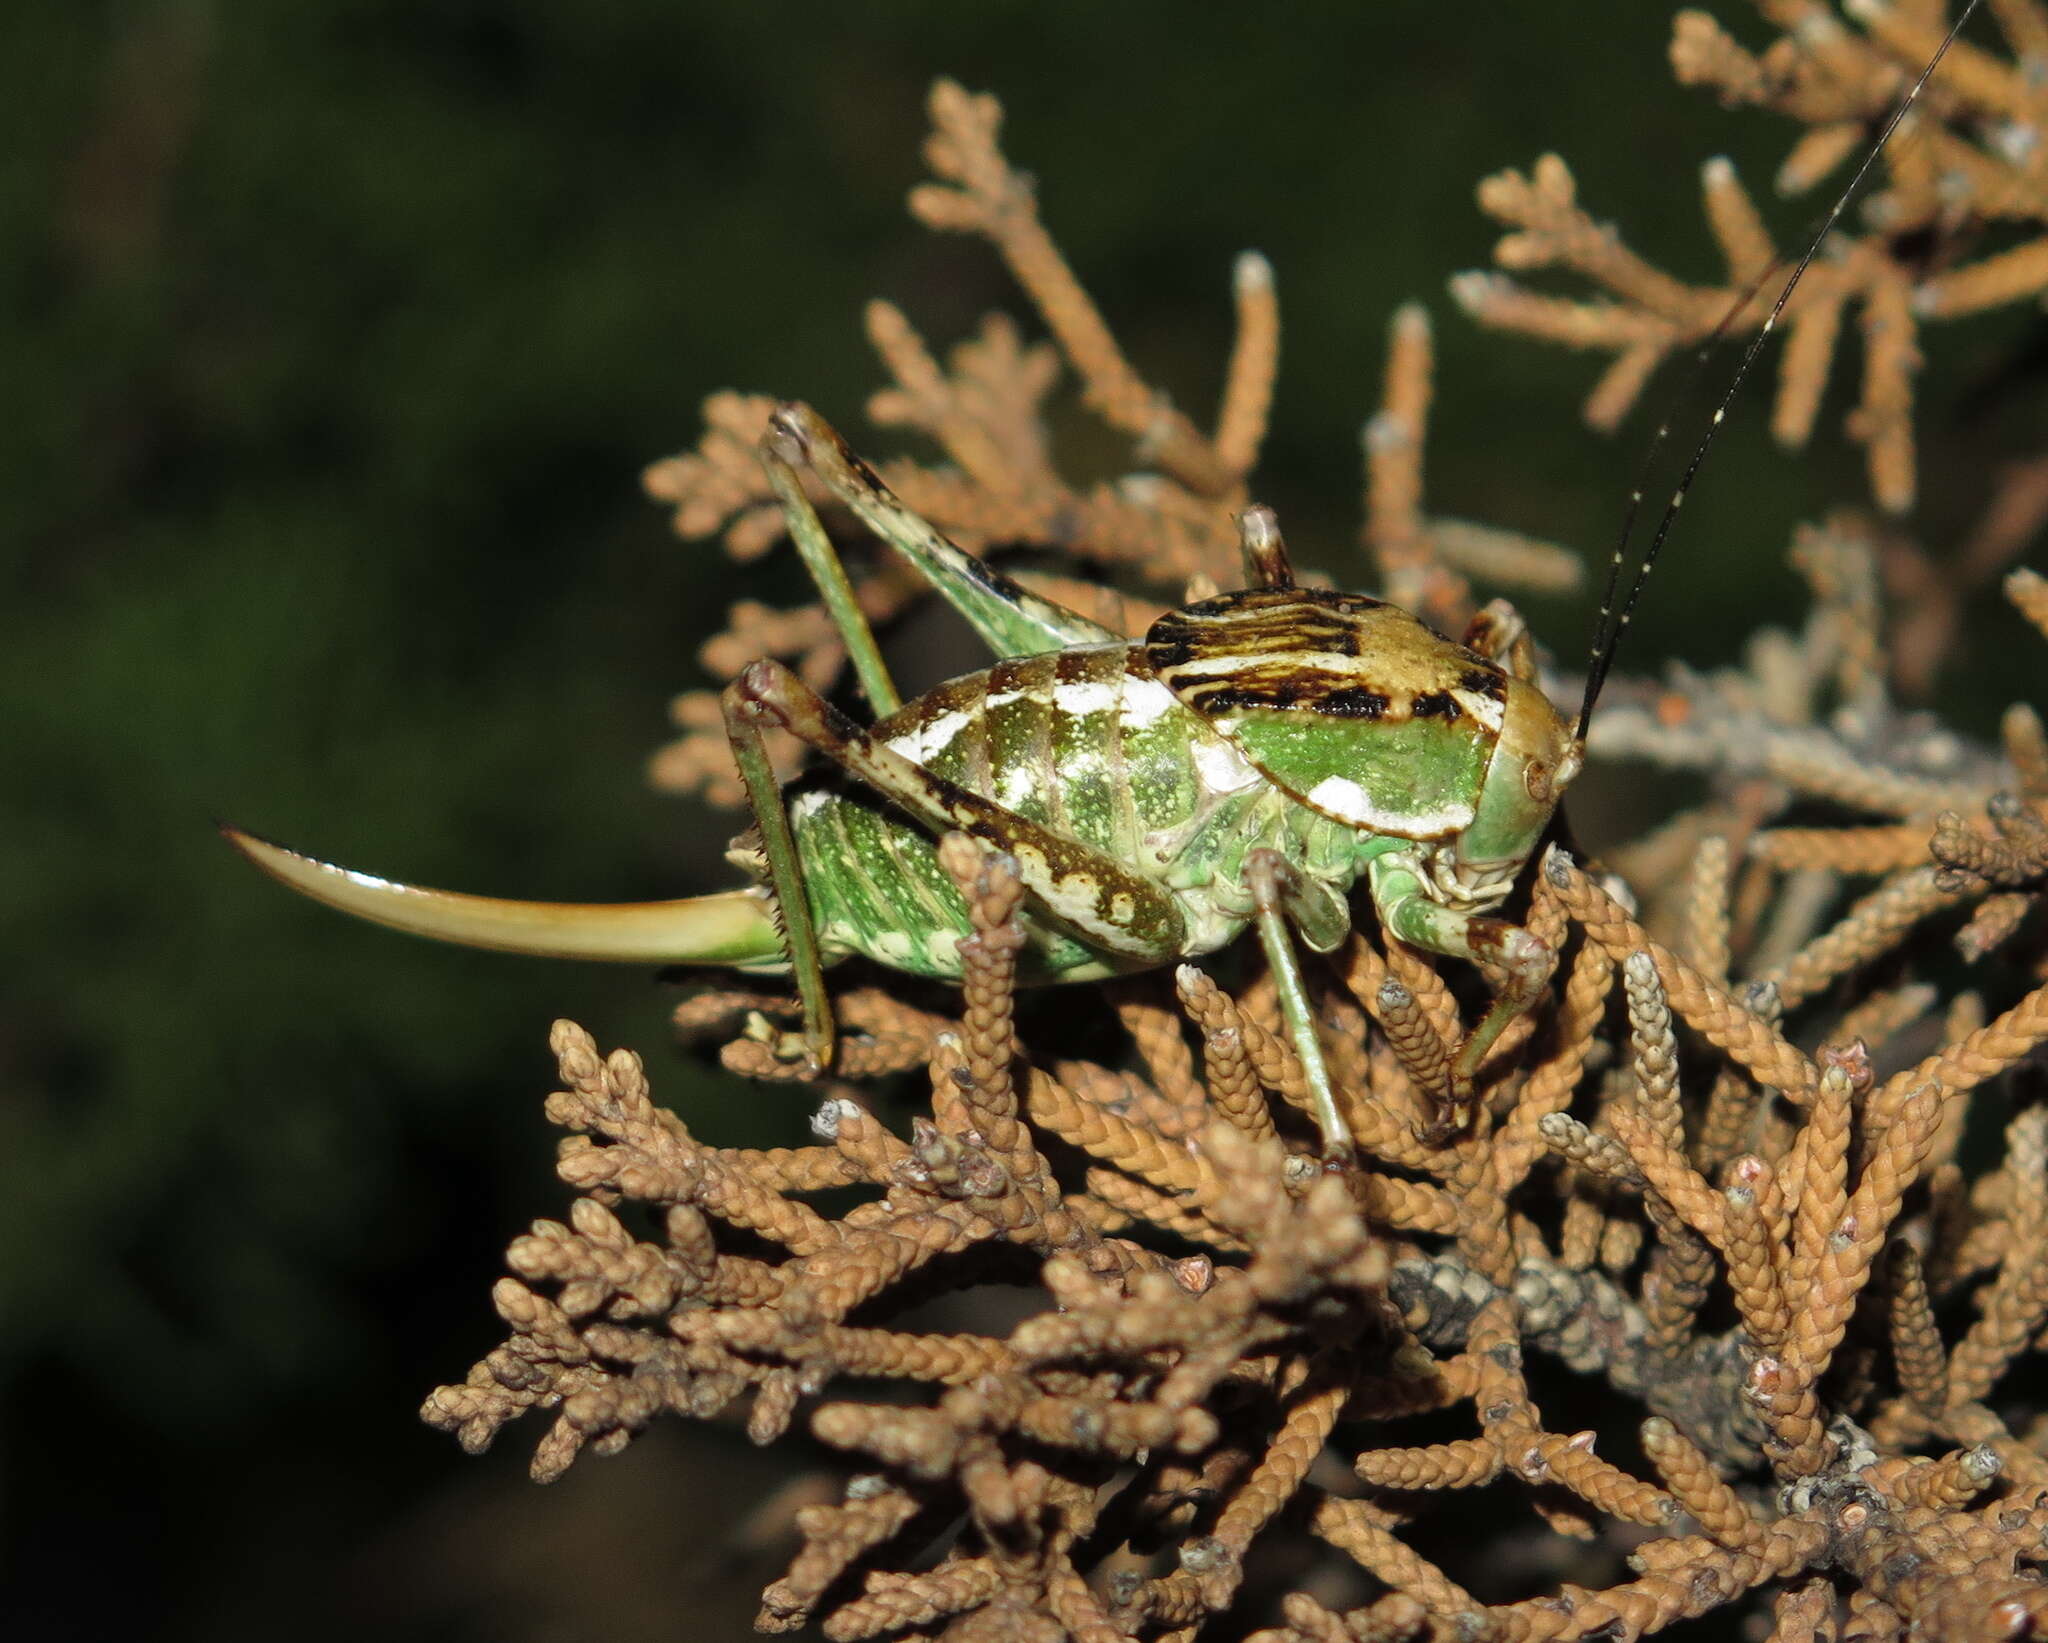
[220,826,783,966]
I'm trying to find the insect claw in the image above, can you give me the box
[742,1010,823,1072]
[1418,1108,1465,1149]
[1418,1068,1483,1145]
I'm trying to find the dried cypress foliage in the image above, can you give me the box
[426,17,2048,1640]
[1457,0,2048,515]
[427,815,2048,1639]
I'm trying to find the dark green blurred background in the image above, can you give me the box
[5,3,2040,1639]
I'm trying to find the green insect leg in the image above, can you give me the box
[758,433,902,716]
[765,403,1121,659]
[722,678,839,1075]
[728,659,1189,964]
[1244,849,1354,1162]
[1366,851,1556,1139]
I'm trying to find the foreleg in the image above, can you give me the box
[1366,851,1555,1139]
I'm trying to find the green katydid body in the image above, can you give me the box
[226,403,1581,1153]
[762,589,1565,986]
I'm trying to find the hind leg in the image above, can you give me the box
[759,428,903,716]
[722,677,843,1074]
[765,403,1121,659]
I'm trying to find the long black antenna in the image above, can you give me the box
[1575,0,1983,741]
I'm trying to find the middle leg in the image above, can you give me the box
[1244,849,1355,1162]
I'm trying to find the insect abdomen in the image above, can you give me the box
[786,643,1239,979]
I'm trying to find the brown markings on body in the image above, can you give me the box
[1147,586,1516,742]
[1320,687,1390,719]
[1195,681,1306,713]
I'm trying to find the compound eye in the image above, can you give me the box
[1524,760,1554,805]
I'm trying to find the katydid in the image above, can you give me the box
[227,403,1579,1156]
